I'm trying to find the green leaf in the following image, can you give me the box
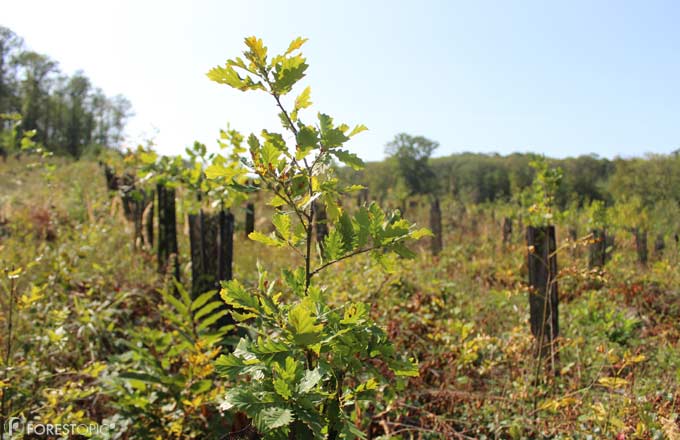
[297,368,322,394]
[323,229,344,261]
[249,231,284,247]
[337,211,355,252]
[296,125,318,150]
[222,388,276,412]
[274,54,308,95]
[258,407,295,430]
[192,290,217,311]
[355,207,370,248]
[194,301,223,321]
[190,379,213,394]
[261,143,282,167]
[196,310,230,331]
[247,133,261,153]
[119,371,163,386]
[272,212,292,241]
[330,149,364,170]
[215,353,247,377]
[262,130,288,153]
[318,113,350,148]
[389,358,420,377]
[207,64,264,91]
[221,280,260,313]
[288,302,323,346]
[273,378,293,400]
[251,336,289,355]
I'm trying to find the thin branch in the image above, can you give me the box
[309,246,378,280]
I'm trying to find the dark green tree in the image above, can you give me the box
[385,133,439,196]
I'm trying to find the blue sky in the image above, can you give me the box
[4,0,680,161]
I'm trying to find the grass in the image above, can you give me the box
[1,155,679,439]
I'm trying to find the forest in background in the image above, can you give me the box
[0,26,132,158]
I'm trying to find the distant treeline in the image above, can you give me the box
[0,26,132,157]
[339,151,680,207]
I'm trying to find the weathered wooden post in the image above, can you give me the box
[217,210,234,283]
[144,191,154,248]
[589,229,607,268]
[654,233,665,257]
[157,183,180,280]
[103,164,118,191]
[502,217,513,244]
[188,209,234,328]
[634,228,648,265]
[313,201,328,250]
[430,197,442,256]
[188,209,235,296]
[606,234,615,263]
[244,203,255,238]
[526,226,559,365]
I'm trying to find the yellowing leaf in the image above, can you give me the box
[285,37,308,55]
[291,86,312,121]
[248,231,284,247]
[348,124,368,137]
[244,36,268,64]
[205,164,239,180]
[598,376,628,389]
[411,228,434,239]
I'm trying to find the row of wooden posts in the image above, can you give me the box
[103,166,257,308]
[106,166,672,370]
[423,196,676,372]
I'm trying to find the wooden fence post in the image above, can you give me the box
[188,209,235,296]
[217,210,234,283]
[157,183,180,280]
[144,191,154,248]
[634,228,648,265]
[103,164,118,191]
[502,217,513,244]
[188,209,234,329]
[654,234,665,257]
[245,203,255,238]
[526,225,559,367]
[430,197,442,256]
[589,229,607,268]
